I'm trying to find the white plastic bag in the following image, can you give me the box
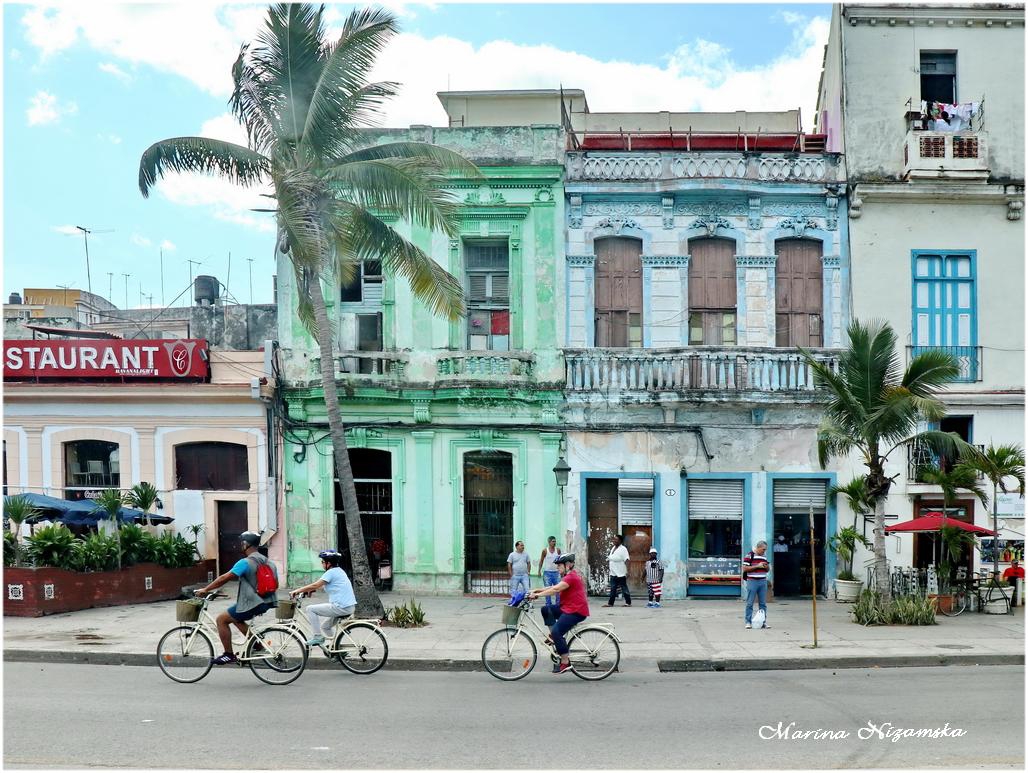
[752,608,766,628]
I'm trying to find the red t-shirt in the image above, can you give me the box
[1003,566,1025,580]
[559,570,590,617]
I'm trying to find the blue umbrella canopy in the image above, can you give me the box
[8,493,173,526]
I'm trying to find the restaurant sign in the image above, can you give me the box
[3,339,209,380]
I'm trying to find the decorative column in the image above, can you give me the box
[736,256,777,347]
[411,430,436,573]
[822,256,843,347]
[566,255,595,347]
[642,255,690,347]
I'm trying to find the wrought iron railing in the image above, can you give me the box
[907,345,981,383]
[907,441,986,481]
[564,347,841,393]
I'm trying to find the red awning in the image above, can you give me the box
[885,513,996,535]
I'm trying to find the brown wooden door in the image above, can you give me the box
[586,479,619,594]
[774,239,823,347]
[688,238,737,345]
[594,237,643,347]
[216,501,248,576]
[623,525,652,592]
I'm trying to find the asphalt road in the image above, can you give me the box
[3,663,1023,769]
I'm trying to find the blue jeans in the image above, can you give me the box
[510,574,530,596]
[543,570,561,606]
[744,579,768,624]
[541,606,587,655]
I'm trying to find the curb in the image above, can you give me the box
[657,653,1025,672]
[5,648,1023,672]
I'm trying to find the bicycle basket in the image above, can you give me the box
[175,599,203,623]
[501,605,522,626]
[276,600,297,620]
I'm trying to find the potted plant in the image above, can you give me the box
[830,525,872,602]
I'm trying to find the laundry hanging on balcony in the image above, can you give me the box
[919,100,980,132]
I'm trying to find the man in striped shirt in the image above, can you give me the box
[645,547,664,608]
[742,540,770,629]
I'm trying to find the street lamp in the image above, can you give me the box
[553,456,571,489]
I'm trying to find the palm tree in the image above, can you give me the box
[93,489,128,570]
[829,477,875,529]
[138,4,478,617]
[956,443,1025,576]
[125,482,161,532]
[801,319,977,600]
[4,495,41,565]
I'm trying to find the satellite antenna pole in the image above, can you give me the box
[187,259,202,306]
[247,258,255,304]
[74,226,114,296]
[160,248,166,306]
[122,273,131,309]
[107,272,114,304]
[57,284,70,308]
[226,252,232,300]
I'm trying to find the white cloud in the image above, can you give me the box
[98,61,131,83]
[26,90,77,126]
[52,224,80,236]
[160,239,177,252]
[98,132,122,145]
[130,234,152,248]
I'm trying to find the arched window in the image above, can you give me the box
[594,237,643,347]
[175,442,249,490]
[774,238,823,347]
[688,237,737,345]
[64,440,119,499]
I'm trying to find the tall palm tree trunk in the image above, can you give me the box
[308,269,384,618]
[991,480,999,578]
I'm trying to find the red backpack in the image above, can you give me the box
[251,558,279,596]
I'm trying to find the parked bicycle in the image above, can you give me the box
[260,594,389,675]
[157,593,307,685]
[481,598,621,681]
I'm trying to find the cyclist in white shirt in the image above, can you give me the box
[290,550,357,646]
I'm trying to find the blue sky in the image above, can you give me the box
[2,2,830,308]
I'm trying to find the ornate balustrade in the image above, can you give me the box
[564,347,841,394]
[436,352,535,380]
[335,351,408,380]
[566,151,841,183]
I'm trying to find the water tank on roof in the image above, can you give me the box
[9,292,22,304]
[194,275,220,305]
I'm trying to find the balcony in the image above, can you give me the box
[335,351,408,380]
[903,130,989,181]
[907,346,981,383]
[565,151,842,184]
[564,347,841,395]
[907,441,985,482]
[436,352,535,381]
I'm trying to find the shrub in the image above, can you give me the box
[4,530,18,567]
[72,532,121,572]
[119,524,148,567]
[851,589,937,626]
[385,597,427,627]
[142,532,198,569]
[25,524,78,570]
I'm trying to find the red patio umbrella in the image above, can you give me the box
[885,513,996,535]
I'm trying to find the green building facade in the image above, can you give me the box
[278,124,566,592]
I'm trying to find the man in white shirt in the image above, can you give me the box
[604,534,632,607]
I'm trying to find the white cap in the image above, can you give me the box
[648,546,657,553]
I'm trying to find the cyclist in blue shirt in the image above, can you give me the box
[290,550,357,646]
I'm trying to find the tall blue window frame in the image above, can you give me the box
[911,250,978,382]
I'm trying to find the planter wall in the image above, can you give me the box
[3,560,216,617]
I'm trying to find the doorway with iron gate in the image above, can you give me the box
[335,448,393,589]
[463,451,514,594]
[216,501,249,576]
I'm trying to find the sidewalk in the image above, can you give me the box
[3,592,1024,672]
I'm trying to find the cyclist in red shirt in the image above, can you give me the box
[529,553,589,675]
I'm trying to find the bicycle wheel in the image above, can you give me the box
[247,626,308,685]
[567,627,620,681]
[481,627,537,681]
[157,625,214,684]
[941,588,969,617]
[333,622,389,675]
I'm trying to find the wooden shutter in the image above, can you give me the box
[594,237,642,347]
[689,238,736,311]
[775,239,823,347]
[773,479,827,511]
[618,478,654,526]
[688,479,744,520]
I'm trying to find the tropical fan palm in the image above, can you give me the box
[802,319,975,600]
[92,488,129,570]
[125,482,161,531]
[956,443,1025,575]
[139,4,480,616]
[4,495,40,566]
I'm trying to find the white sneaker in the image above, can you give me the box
[745,623,752,629]
[306,635,325,647]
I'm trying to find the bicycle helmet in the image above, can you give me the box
[554,553,575,565]
[239,531,261,547]
[318,549,342,566]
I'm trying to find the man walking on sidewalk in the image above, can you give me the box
[645,547,664,607]
[605,534,631,607]
[539,536,561,607]
[507,541,531,597]
[742,540,770,629]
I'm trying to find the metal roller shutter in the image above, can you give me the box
[618,478,654,526]
[773,479,827,511]
[688,479,744,520]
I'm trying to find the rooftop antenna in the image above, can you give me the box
[73,225,114,296]
[56,284,71,308]
[160,247,165,306]
[226,251,232,302]
[247,258,255,304]
[122,273,131,309]
[107,272,114,305]
[186,259,202,306]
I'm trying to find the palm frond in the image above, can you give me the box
[902,348,962,395]
[138,137,268,197]
[230,43,280,155]
[842,319,900,415]
[327,203,465,320]
[958,442,1026,495]
[816,423,859,470]
[336,141,483,180]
